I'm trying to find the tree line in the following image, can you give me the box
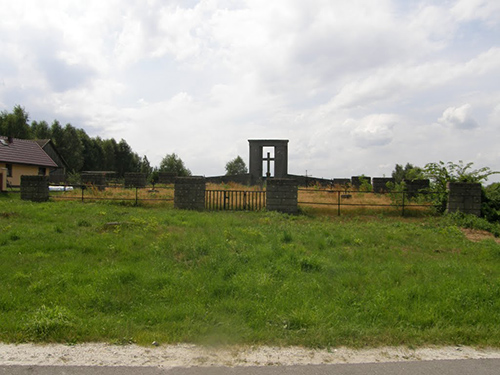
[1,105,248,180]
[0,105,152,178]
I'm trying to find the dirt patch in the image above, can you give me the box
[461,228,500,243]
[0,344,500,368]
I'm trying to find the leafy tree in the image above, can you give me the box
[391,163,424,184]
[58,124,84,172]
[115,139,140,177]
[139,155,153,176]
[225,155,248,175]
[0,105,31,138]
[101,138,118,172]
[31,120,52,139]
[78,130,104,171]
[159,153,191,176]
[482,183,500,222]
[50,120,64,147]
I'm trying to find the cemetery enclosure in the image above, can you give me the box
[46,182,436,216]
[38,175,481,216]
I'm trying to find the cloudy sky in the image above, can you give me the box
[1,0,499,181]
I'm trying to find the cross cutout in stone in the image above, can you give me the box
[264,151,274,178]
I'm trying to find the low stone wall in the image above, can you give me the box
[82,173,106,191]
[21,175,49,202]
[405,179,430,198]
[124,173,147,188]
[447,182,482,216]
[372,177,395,193]
[266,179,298,214]
[174,176,206,211]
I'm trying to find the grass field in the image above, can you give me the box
[1,193,500,348]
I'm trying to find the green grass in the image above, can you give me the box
[1,193,500,348]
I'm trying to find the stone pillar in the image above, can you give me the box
[124,172,147,188]
[21,175,49,202]
[274,142,288,178]
[372,177,395,193]
[266,179,298,214]
[447,182,482,216]
[174,177,206,210]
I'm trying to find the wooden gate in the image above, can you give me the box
[205,190,266,211]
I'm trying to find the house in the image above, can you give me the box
[33,139,68,183]
[0,136,58,191]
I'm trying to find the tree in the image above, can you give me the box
[225,155,248,176]
[78,130,104,171]
[101,138,118,172]
[31,120,52,139]
[391,163,424,184]
[159,153,191,176]
[57,124,84,172]
[115,139,140,177]
[139,155,153,176]
[0,105,31,138]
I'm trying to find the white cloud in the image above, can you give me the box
[438,104,478,130]
[1,0,500,181]
[349,114,398,148]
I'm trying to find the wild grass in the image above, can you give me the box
[1,193,500,348]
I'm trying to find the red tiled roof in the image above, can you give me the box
[0,136,58,167]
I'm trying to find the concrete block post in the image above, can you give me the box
[174,177,206,210]
[124,172,147,188]
[266,178,298,214]
[447,182,482,216]
[21,175,49,202]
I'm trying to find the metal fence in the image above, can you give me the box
[298,188,439,216]
[48,185,175,205]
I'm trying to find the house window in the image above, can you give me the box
[6,164,12,177]
[38,167,46,176]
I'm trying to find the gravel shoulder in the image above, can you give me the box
[1,344,500,368]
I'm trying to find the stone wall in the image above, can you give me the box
[81,173,106,191]
[405,179,430,198]
[447,182,482,216]
[21,175,49,202]
[266,179,298,214]
[372,177,395,193]
[174,176,206,211]
[124,172,147,188]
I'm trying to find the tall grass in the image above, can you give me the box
[1,193,499,348]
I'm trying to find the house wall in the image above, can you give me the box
[0,163,47,187]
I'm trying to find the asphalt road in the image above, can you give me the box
[1,359,500,374]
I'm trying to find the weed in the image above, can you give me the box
[24,305,75,341]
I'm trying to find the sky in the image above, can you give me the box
[1,0,499,181]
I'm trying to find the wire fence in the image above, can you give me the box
[298,188,439,216]
[4,183,442,216]
[48,184,175,206]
